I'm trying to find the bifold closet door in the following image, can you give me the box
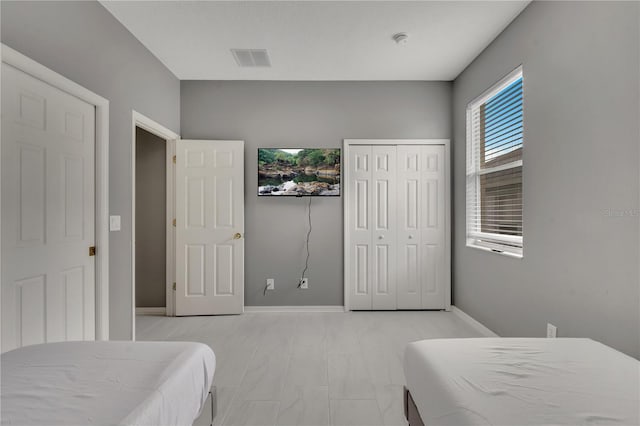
[347,145,397,310]
[348,143,446,310]
[371,146,397,310]
[396,145,446,309]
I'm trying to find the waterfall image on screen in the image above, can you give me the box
[258,148,340,196]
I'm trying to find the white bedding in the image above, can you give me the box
[404,338,640,425]
[1,341,216,426]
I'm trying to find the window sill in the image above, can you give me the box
[466,242,523,259]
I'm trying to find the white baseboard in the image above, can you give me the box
[244,305,345,313]
[136,307,166,316]
[451,306,499,337]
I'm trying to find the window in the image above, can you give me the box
[466,66,523,257]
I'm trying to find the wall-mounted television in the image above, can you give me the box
[258,148,340,196]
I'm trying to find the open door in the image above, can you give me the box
[2,63,97,351]
[175,140,244,316]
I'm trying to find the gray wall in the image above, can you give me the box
[135,128,167,308]
[452,1,640,357]
[181,81,452,306]
[1,1,180,339]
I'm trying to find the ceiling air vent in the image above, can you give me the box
[231,49,271,67]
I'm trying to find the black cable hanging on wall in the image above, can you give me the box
[298,197,312,288]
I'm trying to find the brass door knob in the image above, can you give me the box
[233,232,242,240]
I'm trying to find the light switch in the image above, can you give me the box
[109,215,121,231]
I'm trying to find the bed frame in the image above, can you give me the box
[403,387,425,426]
[208,387,217,426]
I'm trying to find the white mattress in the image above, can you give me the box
[1,341,216,426]
[404,338,640,425]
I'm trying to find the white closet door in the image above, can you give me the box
[1,63,96,352]
[346,142,448,311]
[396,145,446,309]
[420,145,446,309]
[175,140,244,316]
[371,146,397,310]
[396,145,422,309]
[348,145,372,309]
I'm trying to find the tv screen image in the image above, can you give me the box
[258,148,340,196]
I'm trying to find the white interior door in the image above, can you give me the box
[396,145,446,309]
[1,63,96,352]
[175,140,244,316]
[420,145,446,309]
[347,142,447,311]
[396,145,422,309]
[347,145,372,310]
[371,146,397,310]
[347,145,398,310]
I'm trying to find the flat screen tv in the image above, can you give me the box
[258,148,340,196]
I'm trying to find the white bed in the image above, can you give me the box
[404,338,640,425]
[1,341,216,426]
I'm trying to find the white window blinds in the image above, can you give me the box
[466,67,523,257]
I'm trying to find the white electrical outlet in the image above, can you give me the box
[300,278,309,289]
[546,323,557,338]
[266,279,274,290]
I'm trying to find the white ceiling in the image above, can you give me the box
[101,1,530,81]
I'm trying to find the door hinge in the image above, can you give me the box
[172,282,176,291]
[89,246,96,256]
[173,155,176,164]
[172,218,176,227]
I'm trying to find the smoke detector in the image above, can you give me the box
[393,33,409,45]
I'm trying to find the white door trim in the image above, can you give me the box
[342,139,451,312]
[1,43,110,340]
[131,111,179,340]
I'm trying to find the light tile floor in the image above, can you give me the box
[136,311,482,426]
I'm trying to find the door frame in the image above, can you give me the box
[342,139,451,312]
[131,111,179,339]
[1,44,110,339]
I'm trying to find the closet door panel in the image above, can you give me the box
[396,145,422,309]
[371,146,396,310]
[421,145,446,308]
[348,145,372,309]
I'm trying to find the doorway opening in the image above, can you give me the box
[135,127,168,315]
[131,111,179,340]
